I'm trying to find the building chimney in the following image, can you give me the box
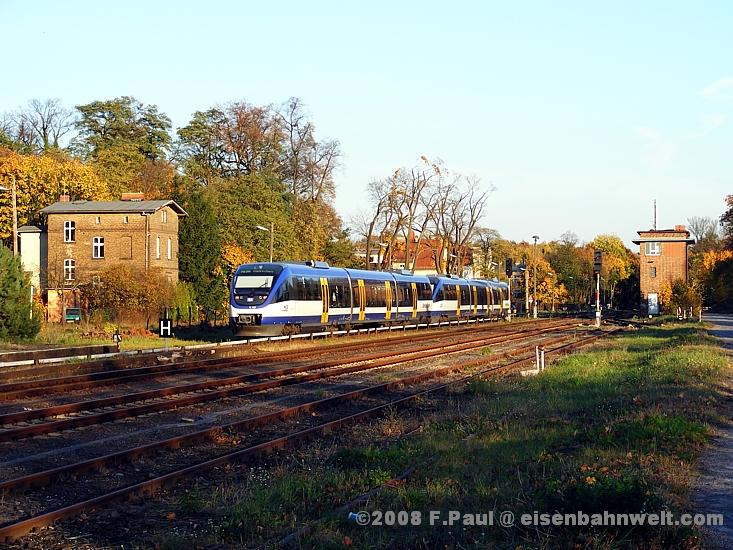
[121,192,145,202]
[59,194,70,202]
[675,224,686,232]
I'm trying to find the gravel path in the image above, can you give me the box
[695,314,733,549]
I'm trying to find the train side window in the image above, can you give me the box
[418,282,432,301]
[398,282,412,307]
[329,278,350,308]
[274,278,292,302]
[460,285,470,304]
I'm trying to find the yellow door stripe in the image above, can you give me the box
[385,281,392,320]
[455,284,461,317]
[357,279,365,321]
[472,286,478,315]
[320,277,329,324]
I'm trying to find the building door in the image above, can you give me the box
[648,293,659,315]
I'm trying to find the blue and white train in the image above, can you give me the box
[229,261,510,337]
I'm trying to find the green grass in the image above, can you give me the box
[34,324,214,351]
[157,322,729,549]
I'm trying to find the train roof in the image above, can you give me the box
[233,262,432,282]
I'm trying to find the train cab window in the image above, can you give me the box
[233,266,282,306]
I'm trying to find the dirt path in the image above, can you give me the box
[695,314,733,548]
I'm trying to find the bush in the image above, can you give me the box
[79,264,174,325]
[0,245,41,340]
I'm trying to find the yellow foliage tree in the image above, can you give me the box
[658,281,672,311]
[219,242,253,277]
[0,152,110,238]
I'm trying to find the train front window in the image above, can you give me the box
[233,268,281,305]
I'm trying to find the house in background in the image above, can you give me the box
[19,193,187,322]
[632,224,695,314]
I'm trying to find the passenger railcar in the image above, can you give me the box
[229,261,509,337]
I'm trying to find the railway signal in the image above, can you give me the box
[505,258,513,277]
[593,249,602,327]
[593,250,603,274]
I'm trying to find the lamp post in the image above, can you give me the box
[532,235,539,318]
[0,176,18,255]
[547,271,556,313]
[255,223,274,262]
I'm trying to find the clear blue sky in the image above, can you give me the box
[2,0,731,248]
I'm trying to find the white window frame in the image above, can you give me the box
[64,259,75,281]
[93,236,105,259]
[645,241,661,256]
[63,221,75,243]
[156,236,161,259]
[167,237,171,260]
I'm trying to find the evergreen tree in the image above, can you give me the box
[0,246,41,340]
[177,190,226,316]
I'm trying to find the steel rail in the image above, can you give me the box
[0,329,616,542]
[0,320,569,401]
[0,323,577,441]
[0,332,585,495]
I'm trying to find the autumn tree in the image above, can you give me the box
[721,195,733,249]
[545,232,594,307]
[72,96,173,197]
[176,102,281,182]
[0,152,110,240]
[1,99,75,153]
[590,234,634,309]
[687,216,721,253]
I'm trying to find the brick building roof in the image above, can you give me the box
[40,200,187,216]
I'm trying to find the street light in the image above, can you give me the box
[0,176,18,256]
[547,271,556,313]
[532,235,539,318]
[255,223,274,263]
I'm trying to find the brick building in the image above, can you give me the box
[631,225,694,314]
[20,194,187,321]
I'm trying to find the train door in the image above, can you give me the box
[320,277,329,324]
[472,285,478,316]
[455,284,461,317]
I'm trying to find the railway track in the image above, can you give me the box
[0,319,570,401]
[0,320,610,542]
[0,321,575,442]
